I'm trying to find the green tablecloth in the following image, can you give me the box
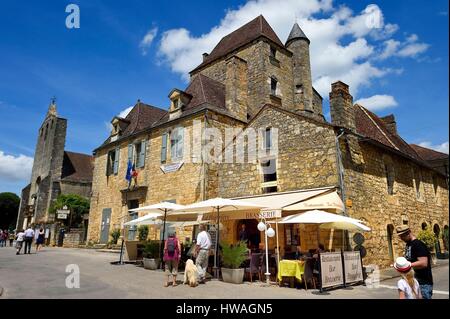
[277,260,305,282]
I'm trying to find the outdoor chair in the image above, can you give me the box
[245,253,262,282]
[302,258,317,290]
[260,254,278,282]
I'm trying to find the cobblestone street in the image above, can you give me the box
[0,247,448,299]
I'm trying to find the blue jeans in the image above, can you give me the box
[420,284,433,299]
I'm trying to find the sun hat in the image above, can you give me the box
[396,225,410,236]
[394,257,411,273]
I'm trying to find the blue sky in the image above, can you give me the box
[0,0,448,195]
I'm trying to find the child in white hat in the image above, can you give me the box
[394,257,422,299]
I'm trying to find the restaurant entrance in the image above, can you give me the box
[236,219,260,249]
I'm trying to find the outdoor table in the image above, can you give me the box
[277,259,305,285]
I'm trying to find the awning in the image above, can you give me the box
[196,187,344,221]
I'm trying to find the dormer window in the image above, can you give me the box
[168,89,192,120]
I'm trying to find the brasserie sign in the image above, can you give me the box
[343,251,363,284]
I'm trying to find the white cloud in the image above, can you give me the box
[355,94,398,111]
[378,33,429,60]
[139,27,158,56]
[118,106,133,119]
[156,1,418,97]
[418,141,449,154]
[0,151,34,182]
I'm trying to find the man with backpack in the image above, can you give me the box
[163,232,181,287]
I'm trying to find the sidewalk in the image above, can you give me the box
[378,258,448,281]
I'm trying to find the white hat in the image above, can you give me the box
[393,257,411,273]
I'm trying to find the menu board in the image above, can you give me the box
[320,252,344,289]
[343,251,363,284]
[208,226,217,251]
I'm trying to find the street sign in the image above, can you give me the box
[57,209,70,220]
[57,213,68,219]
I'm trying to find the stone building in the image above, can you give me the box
[17,100,94,244]
[87,16,448,268]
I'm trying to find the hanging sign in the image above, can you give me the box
[57,209,70,219]
[320,252,344,289]
[343,251,364,284]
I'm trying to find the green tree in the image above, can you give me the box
[0,192,20,230]
[49,194,90,227]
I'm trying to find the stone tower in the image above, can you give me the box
[28,99,67,224]
[285,23,315,116]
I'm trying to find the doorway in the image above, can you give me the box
[236,219,260,249]
[433,224,441,254]
[100,208,112,244]
[127,200,139,240]
[387,224,395,262]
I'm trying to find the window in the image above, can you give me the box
[261,159,277,193]
[106,148,120,176]
[161,133,168,163]
[270,77,278,96]
[270,46,276,58]
[129,140,147,168]
[170,127,184,161]
[127,200,139,241]
[295,84,303,94]
[384,163,395,195]
[262,127,272,150]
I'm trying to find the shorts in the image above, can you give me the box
[16,241,23,249]
[165,260,179,276]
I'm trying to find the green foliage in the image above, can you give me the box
[221,241,248,269]
[417,229,437,251]
[143,240,160,258]
[0,192,20,230]
[137,225,149,241]
[49,194,90,227]
[110,229,121,244]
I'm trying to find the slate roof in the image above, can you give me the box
[354,104,422,161]
[190,15,284,74]
[410,144,449,161]
[61,151,94,183]
[285,22,310,45]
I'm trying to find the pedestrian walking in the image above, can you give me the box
[36,227,45,252]
[15,229,25,255]
[394,257,422,299]
[9,231,15,247]
[23,226,35,254]
[194,224,212,284]
[163,231,181,287]
[397,225,433,299]
[0,229,4,247]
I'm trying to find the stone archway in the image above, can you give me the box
[443,225,449,252]
[421,222,428,230]
[387,224,395,262]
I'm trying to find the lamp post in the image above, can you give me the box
[258,218,276,285]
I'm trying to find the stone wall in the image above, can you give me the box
[342,140,449,268]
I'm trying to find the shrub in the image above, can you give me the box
[417,229,437,251]
[143,240,160,259]
[442,227,449,251]
[221,241,248,269]
[110,229,121,245]
[137,225,149,241]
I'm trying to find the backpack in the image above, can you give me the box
[167,238,177,256]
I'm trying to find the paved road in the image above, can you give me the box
[0,247,448,299]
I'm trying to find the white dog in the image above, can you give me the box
[183,259,199,287]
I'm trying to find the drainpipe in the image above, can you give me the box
[335,128,350,250]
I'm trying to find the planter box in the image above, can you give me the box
[221,268,245,284]
[143,258,160,270]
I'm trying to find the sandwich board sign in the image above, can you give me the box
[343,251,364,284]
[319,252,344,290]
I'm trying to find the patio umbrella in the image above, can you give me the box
[173,198,268,278]
[279,209,370,247]
[123,212,162,226]
[128,202,186,267]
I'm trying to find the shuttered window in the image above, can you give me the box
[170,127,184,160]
[137,139,147,168]
[113,147,120,175]
[161,133,168,163]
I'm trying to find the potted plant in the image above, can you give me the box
[417,229,438,265]
[221,241,248,284]
[137,225,149,242]
[143,240,160,270]
[110,229,121,245]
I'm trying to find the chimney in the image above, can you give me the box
[381,114,398,135]
[202,52,209,61]
[225,55,248,122]
[329,81,356,132]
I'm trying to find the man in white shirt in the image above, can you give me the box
[23,226,35,254]
[15,230,25,255]
[195,224,211,283]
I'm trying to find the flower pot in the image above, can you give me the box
[221,268,245,284]
[143,257,160,270]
